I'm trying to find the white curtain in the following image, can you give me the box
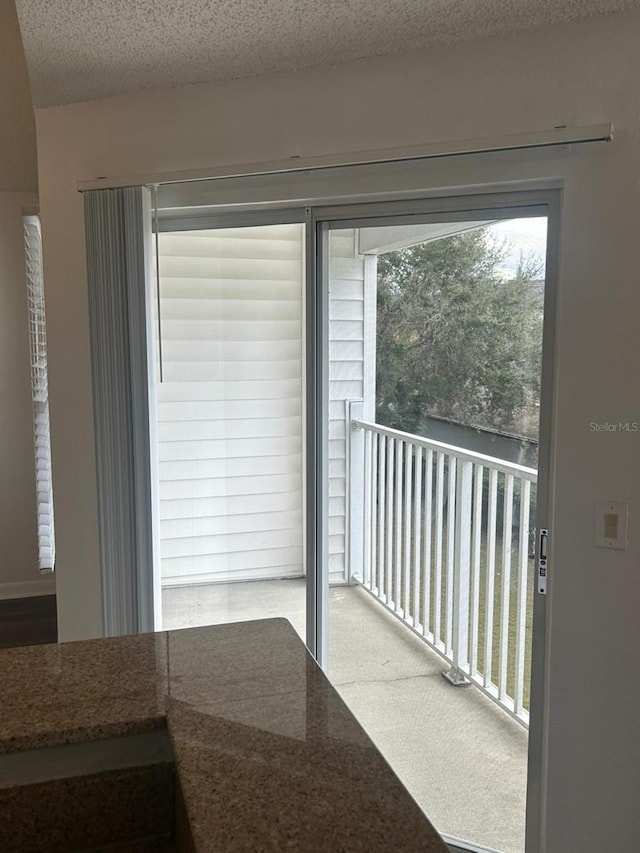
[84,186,155,636]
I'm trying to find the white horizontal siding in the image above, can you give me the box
[328,279,364,300]
[162,339,301,363]
[160,454,301,481]
[159,416,301,443]
[160,255,302,281]
[330,257,367,279]
[329,493,345,510]
[157,398,299,422]
[328,515,345,535]
[329,361,363,381]
[162,318,301,341]
[161,360,301,382]
[329,232,357,258]
[329,340,363,362]
[161,278,298,300]
[160,436,300,461]
[162,527,301,559]
[331,320,364,340]
[162,548,302,584]
[162,509,302,540]
[329,299,364,320]
[329,420,346,441]
[163,298,301,321]
[330,380,362,401]
[160,233,301,260]
[161,490,301,521]
[162,562,303,587]
[328,230,367,583]
[156,224,304,587]
[159,470,302,502]
[157,379,300,402]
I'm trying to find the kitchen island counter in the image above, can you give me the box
[0,618,449,852]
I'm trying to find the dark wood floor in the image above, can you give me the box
[0,595,58,648]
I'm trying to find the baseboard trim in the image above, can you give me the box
[0,577,56,601]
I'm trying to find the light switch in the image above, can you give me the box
[595,501,628,550]
[603,512,618,540]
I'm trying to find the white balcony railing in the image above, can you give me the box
[347,402,537,726]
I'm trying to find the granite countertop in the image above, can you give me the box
[0,618,449,852]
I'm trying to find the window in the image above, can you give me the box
[24,215,55,571]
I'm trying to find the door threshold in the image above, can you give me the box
[443,833,502,853]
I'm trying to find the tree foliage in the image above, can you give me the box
[375,228,543,436]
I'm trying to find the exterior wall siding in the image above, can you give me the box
[156,224,304,587]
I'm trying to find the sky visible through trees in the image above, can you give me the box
[375,219,546,441]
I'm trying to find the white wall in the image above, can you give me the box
[0,0,38,194]
[35,9,640,851]
[0,0,49,595]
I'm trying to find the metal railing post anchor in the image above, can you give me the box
[442,666,472,686]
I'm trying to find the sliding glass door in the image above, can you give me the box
[313,196,556,853]
[145,189,557,853]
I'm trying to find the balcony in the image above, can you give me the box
[348,412,537,726]
[163,417,536,853]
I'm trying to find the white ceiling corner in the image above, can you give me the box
[14,0,640,108]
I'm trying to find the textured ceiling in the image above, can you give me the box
[15,0,640,108]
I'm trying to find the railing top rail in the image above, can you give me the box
[353,418,538,480]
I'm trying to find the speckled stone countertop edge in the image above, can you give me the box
[0,619,450,853]
[0,715,168,756]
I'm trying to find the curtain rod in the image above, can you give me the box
[77,123,613,192]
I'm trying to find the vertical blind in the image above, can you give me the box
[24,215,55,571]
[84,187,155,636]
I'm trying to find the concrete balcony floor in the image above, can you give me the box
[163,578,527,853]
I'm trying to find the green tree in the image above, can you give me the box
[375,229,543,436]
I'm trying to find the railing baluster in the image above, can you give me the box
[413,446,423,630]
[347,404,365,584]
[499,473,514,700]
[378,435,386,601]
[385,437,394,606]
[445,455,457,656]
[470,464,484,676]
[403,441,413,620]
[346,418,539,727]
[484,468,498,688]
[394,439,404,612]
[514,478,531,715]
[446,458,472,684]
[422,449,433,638]
[363,429,373,590]
[369,432,378,595]
[434,452,445,647]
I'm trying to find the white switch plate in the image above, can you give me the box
[594,501,628,550]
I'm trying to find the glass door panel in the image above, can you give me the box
[324,213,549,853]
[151,223,306,639]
